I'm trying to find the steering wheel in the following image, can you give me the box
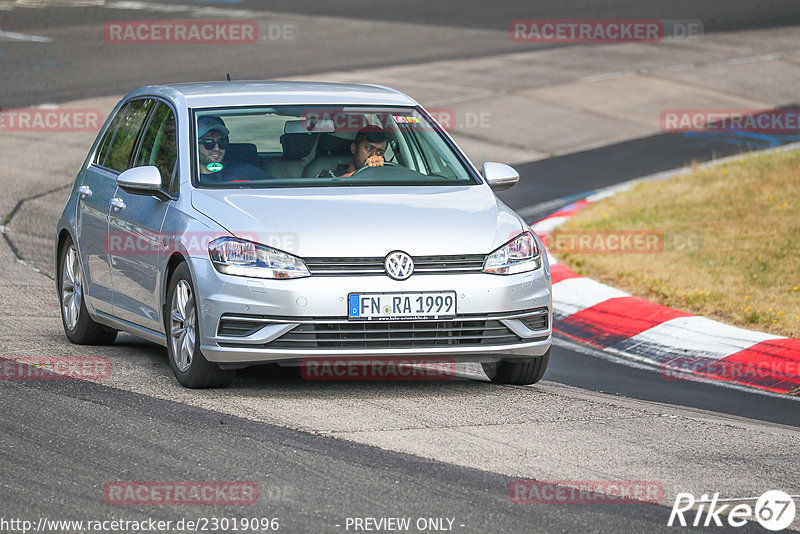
[351,161,399,177]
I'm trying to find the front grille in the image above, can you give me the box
[304,254,486,276]
[265,319,518,348]
[216,308,548,349]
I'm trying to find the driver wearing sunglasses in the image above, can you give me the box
[197,115,270,183]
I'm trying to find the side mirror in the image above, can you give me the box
[483,162,519,191]
[117,166,169,199]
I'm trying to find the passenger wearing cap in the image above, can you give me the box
[197,115,270,183]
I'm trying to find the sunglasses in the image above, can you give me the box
[199,137,229,150]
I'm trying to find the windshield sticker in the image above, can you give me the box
[393,116,420,124]
[206,162,223,173]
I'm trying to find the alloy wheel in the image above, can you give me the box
[61,245,82,330]
[170,279,196,372]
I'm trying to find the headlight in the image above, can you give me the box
[208,237,310,279]
[483,231,541,275]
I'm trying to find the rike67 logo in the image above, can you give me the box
[668,490,796,531]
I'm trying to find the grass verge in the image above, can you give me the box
[553,149,800,338]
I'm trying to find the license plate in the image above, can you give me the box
[348,291,457,320]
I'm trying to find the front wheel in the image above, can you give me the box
[166,262,234,388]
[482,349,550,385]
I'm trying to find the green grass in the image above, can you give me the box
[556,149,800,337]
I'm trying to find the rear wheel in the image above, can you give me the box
[58,237,117,345]
[166,262,234,388]
[482,349,550,385]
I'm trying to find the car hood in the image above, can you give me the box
[191,185,525,257]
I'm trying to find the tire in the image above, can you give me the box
[58,237,118,345]
[166,262,234,388]
[482,349,550,385]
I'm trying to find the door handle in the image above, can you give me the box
[77,185,92,199]
[110,198,126,211]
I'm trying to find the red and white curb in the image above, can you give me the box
[533,196,800,396]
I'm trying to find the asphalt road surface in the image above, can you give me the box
[2,0,800,106]
[4,370,719,534]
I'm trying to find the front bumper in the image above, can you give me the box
[190,257,552,364]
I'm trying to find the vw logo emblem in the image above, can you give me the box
[384,251,414,280]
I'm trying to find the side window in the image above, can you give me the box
[95,103,128,167]
[135,102,177,190]
[105,99,154,173]
[406,127,459,179]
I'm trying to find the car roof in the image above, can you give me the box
[126,81,419,109]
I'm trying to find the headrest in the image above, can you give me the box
[279,133,316,159]
[224,143,258,165]
[317,133,352,155]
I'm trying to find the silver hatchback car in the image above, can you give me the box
[55,82,552,388]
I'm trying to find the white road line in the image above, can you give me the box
[519,198,572,219]
[579,49,800,83]
[554,335,800,401]
[0,0,102,9]
[105,0,266,17]
[0,0,272,17]
[0,27,52,42]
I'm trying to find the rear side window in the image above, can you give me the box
[96,103,127,167]
[135,102,177,190]
[104,99,154,173]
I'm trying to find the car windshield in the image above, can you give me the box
[192,105,478,188]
